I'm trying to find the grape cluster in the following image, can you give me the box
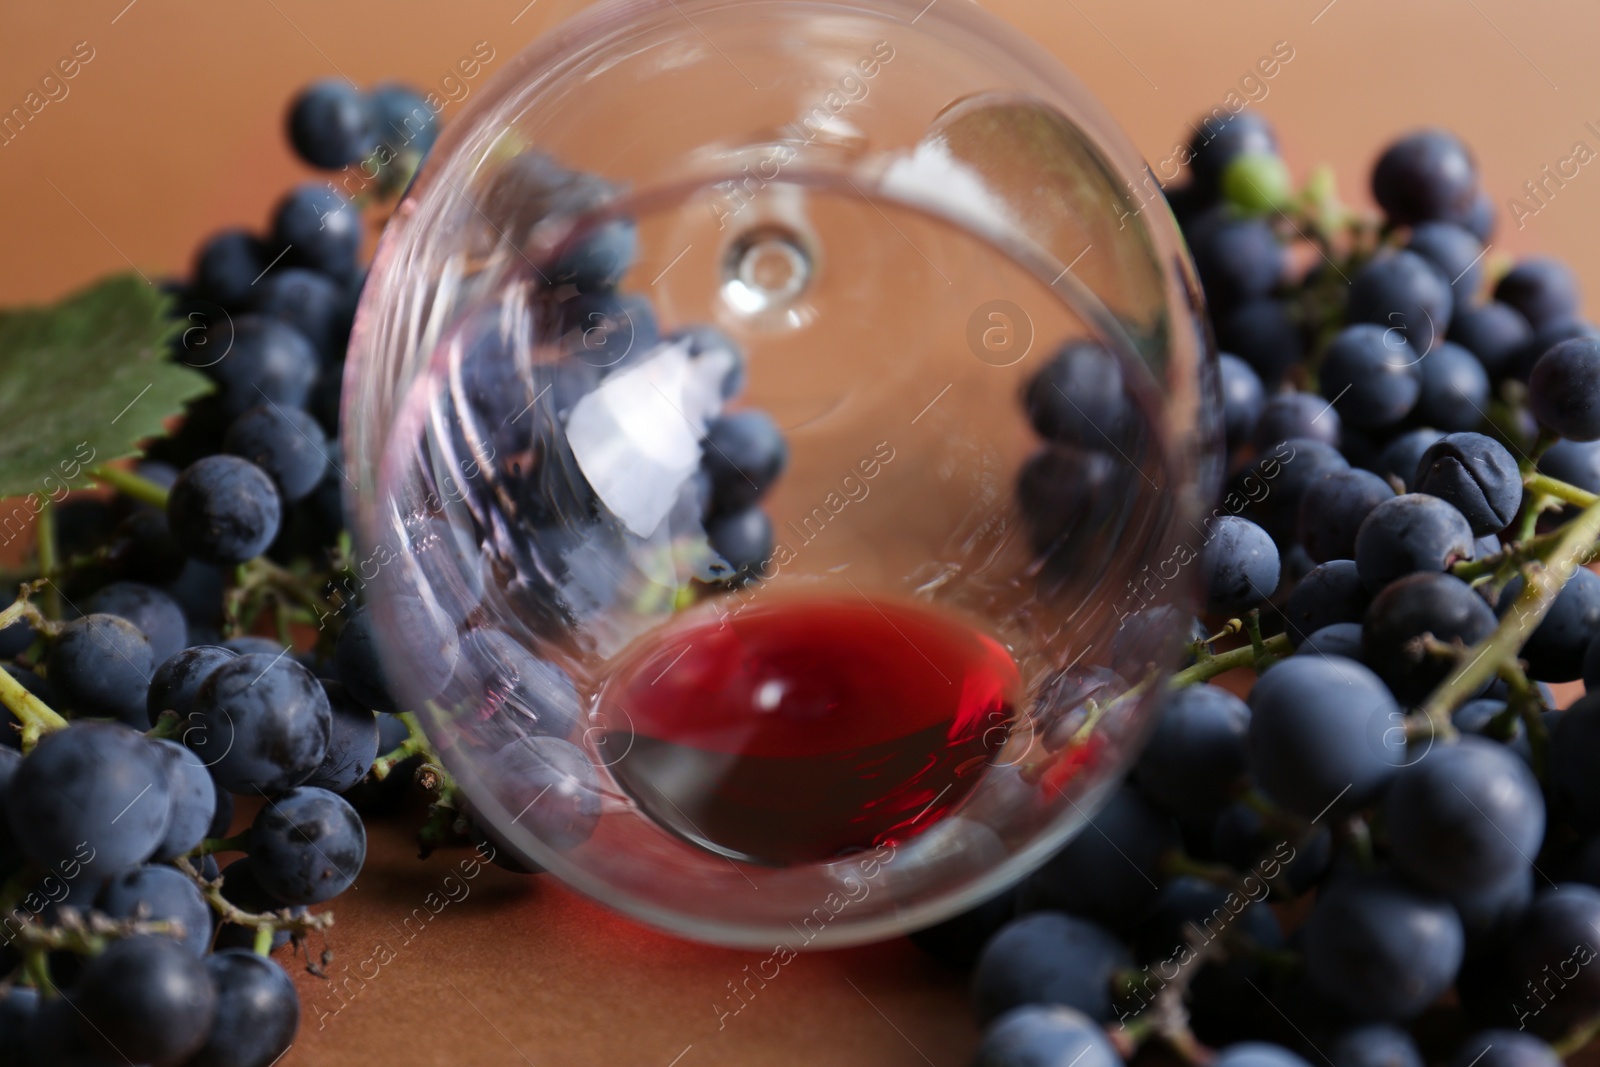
[935,114,1600,1067]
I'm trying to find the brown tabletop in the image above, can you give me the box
[4,1,1600,1064]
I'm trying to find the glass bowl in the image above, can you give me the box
[343,0,1219,948]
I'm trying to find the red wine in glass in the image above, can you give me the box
[600,595,1020,867]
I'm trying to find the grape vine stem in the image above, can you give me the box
[1168,634,1293,689]
[87,465,171,509]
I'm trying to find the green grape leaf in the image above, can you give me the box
[0,273,211,499]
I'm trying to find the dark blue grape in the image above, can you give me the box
[1190,111,1279,192]
[1235,438,1349,545]
[193,229,267,310]
[97,864,212,956]
[1247,656,1398,820]
[551,217,639,293]
[1211,802,1331,896]
[251,266,347,363]
[1188,210,1286,307]
[1378,428,1444,491]
[336,596,459,714]
[248,785,365,904]
[702,410,788,515]
[1407,221,1485,296]
[168,456,283,565]
[1218,353,1265,449]
[185,948,299,1067]
[1253,393,1340,451]
[1213,1044,1314,1067]
[370,81,437,156]
[0,617,33,660]
[1018,447,1125,565]
[1132,874,1282,965]
[971,912,1132,1024]
[1529,336,1600,440]
[1329,1025,1424,1067]
[1017,786,1177,929]
[1502,885,1600,1036]
[69,933,217,1064]
[148,644,236,726]
[1134,685,1250,814]
[488,735,601,851]
[1387,737,1543,898]
[1363,572,1496,703]
[85,580,187,668]
[1216,298,1304,387]
[1497,567,1600,681]
[1298,468,1395,564]
[1024,341,1131,450]
[1539,438,1600,496]
[271,183,362,280]
[1346,250,1453,352]
[1109,606,1206,670]
[1496,257,1581,329]
[1548,696,1600,830]
[207,315,319,419]
[151,737,218,861]
[1199,516,1279,614]
[302,680,378,794]
[221,636,290,657]
[188,652,331,795]
[163,559,228,630]
[111,507,187,585]
[559,290,660,373]
[1449,301,1534,380]
[223,403,330,503]
[286,78,376,169]
[1353,493,1474,589]
[214,857,304,951]
[1296,622,1366,661]
[1283,560,1369,642]
[1415,341,1490,432]
[1451,1033,1559,1067]
[1371,129,1478,226]
[1320,324,1423,430]
[47,613,153,726]
[974,1005,1124,1067]
[707,506,774,581]
[1459,188,1497,241]
[1304,874,1463,1020]
[1413,432,1521,536]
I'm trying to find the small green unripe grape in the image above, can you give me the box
[1223,153,1293,215]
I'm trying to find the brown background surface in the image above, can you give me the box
[4,1,1600,1065]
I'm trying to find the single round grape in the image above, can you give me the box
[1459,187,1497,240]
[286,78,377,169]
[1320,324,1423,430]
[1450,1032,1560,1067]
[188,652,331,795]
[184,948,300,1067]
[151,737,218,861]
[1016,786,1178,930]
[1213,1044,1315,1067]
[1283,560,1369,642]
[302,680,379,794]
[1378,427,1444,491]
[1247,656,1398,820]
[1530,335,1600,440]
[1363,572,1497,703]
[46,612,153,726]
[1133,685,1250,814]
[1217,352,1265,449]
[707,506,775,581]
[1371,129,1478,226]
[1346,250,1454,352]
[1217,298,1304,387]
[1495,257,1581,329]
[148,644,237,727]
[1023,340,1132,451]
[271,182,362,280]
[222,403,331,503]
[1407,221,1484,297]
[558,290,660,373]
[1413,432,1522,536]
[1415,342,1490,432]
[971,912,1132,1024]
[248,786,366,904]
[336,597,460,714]
[1295,622,1366,661]
[251,266,348,364]
[370,81,438,155]
[168,456,283,565]
[1304,874,1463,1021]
[1548,696,1600,830]
[550,217,639,294]
[97,864,213,956]
[206,315,319,419]
[1353,493,1475,590]
[193,229,267,310]
[701,410,789,515]
[1253,392,1340,452]
[71,933,218,1064]
[1198,516,1280,614]
[974,1005,1125,1067]
[1387,736,1544,897]
[86,580,188,668]
[1504,884,1600,1036]
[488,734,602,852]
[1298,468,1395,564]
[1498,567,1600,682]
[1187,210,1286,307]
[1449,301,1534,380]
[1329,1026,1424,1067]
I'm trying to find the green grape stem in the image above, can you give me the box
[88,465,171,509]
[1168,634,1293,689]
[174,855,333,944]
